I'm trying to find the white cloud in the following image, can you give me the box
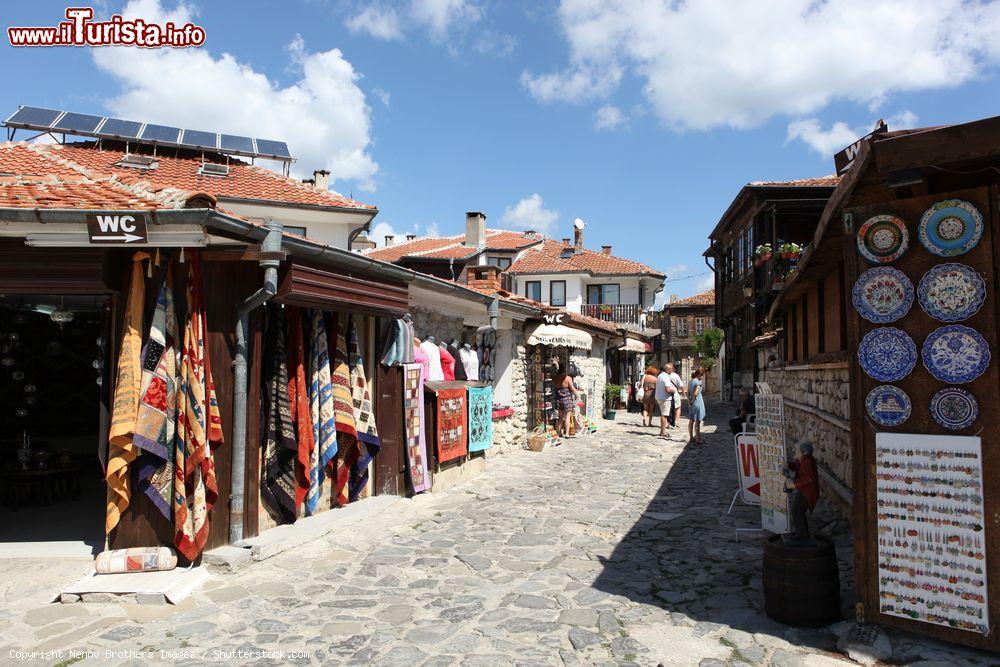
[345,5,404,40]
[593,104,626,130]
[665,264,687,277]
[411,0,481,39]
[372,87,391,108]
[95,1,378,190]
[525,0,1000,130]
[370,220,442,247]
[695,274,715,292]
[787,110,919,156]
[501,194,560,233]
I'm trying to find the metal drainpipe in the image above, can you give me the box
[489,296,499,330]
[230,219,283,544]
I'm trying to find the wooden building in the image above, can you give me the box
[768,115,1000,652]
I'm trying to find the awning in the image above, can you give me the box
[618,338,649,353]
[526,323,592,349]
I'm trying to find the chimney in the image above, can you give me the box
[574,225,584,253]
[601,245,612,255]
[313,169,331,191]
[465,211,487,248]
[384,235,394,247]
[406,234,416,241]
[352,234,376,251]
[561,237,571,245]
[669,294,678,304]
[523,229,535,238]
[466,264,502,293]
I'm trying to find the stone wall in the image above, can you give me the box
[488,328,529,457]
[410,304,466,345]
[760,362,852,506]
[572,339,608,421]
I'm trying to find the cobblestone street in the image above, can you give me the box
[1,403,993,666]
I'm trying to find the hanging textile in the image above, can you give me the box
[413,343,430,383]
[402,362,430,493]
[440,345,456,381]
[106,251,149,535]
[378,318,415,366]
[467,385,493,453]
[173,255,224,560]
[286,308,314,511]
[348,317,381,502]
[447,341,466,381]
[330,313,358,505]
[435,387,468,463]
[134,269,178,519]
[259,306,298,525]
[420,339,444,381]
[307,309,336,515]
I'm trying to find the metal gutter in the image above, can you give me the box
[215,196,379,218]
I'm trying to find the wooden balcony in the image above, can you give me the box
[581,303,641,325]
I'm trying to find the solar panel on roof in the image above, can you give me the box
[140,124,181,143]
[219,134,254,154]
[52,112,104,133]
[180,129,218,149]
[6,106,62,128]
[254,139,291,159]
[97,117,142,139]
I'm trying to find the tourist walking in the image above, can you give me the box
[654,366,675,437]
[554,362,580,438]
[640,366,659,427]
[665,363,685,427]
[688,368,706,444]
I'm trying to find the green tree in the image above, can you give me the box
[694,327,724,369]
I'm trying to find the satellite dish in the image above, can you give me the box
[573,218,586,230]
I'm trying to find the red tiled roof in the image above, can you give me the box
[463,282,545,309]
[364,229,544,262]
[507,239,664,277]
[666,289,715,309]
[0,175,164,209]
[0,142,375,211]
[748,175,840,187]
[562,310,620,334]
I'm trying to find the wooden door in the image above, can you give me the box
[374,364,405,496]
[845,185,1000,651]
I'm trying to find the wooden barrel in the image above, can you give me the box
[762,535,841,627]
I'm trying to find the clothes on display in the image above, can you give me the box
[413,342,430,382]
[448,340,466,380]
[378,316,415,366]
[420,338,444,381]
[439,344,456,381]
[459,344,478,382]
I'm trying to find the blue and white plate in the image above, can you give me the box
[930,387,979,431]
[858,327,917,382]
[865,385,911,427]
[917,263,986,322]
[918,199,983,257]
[852,267,913,323]
[921,325,991,384]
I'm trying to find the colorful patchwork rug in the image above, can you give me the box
[435,388,468,464]
[331,313,358,505]
[259,306,298,526]
[467,385,493,453]
[307,309,336,515]
[402,363,429,493]
[348,317,380,502]
[134,269,178,519]
[285,307,314,512]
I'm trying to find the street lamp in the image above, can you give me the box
[742,282,754,299]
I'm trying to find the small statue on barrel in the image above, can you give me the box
[782,439,819,546]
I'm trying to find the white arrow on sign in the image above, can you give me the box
[91,233,144,243]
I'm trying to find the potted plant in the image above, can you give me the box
[599,304,613,315]
[753,243,773,266]
[778,242,802,260]
[604,384,622,419]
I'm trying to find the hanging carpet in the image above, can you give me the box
[331,313,358,505]
[260,306,298,525]
[307,309,336,515]
[467,385,493,453]
[402,362,430,493]
[348,317,380,502]
[435,388,468,463]
[286,307,314,512]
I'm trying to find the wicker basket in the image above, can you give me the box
[527,427,547,452]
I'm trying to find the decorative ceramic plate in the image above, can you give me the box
[857,215,909,264]
[852,267,913,323]
[921,325,991,384]
[865,385,911,427]
[930,387,979,431]
[918,199,983,257]
[858,327,917,382]
[917,263,986,322]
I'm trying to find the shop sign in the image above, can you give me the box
[734,433,761,505]
[86,213,148,244]
[833,120,887,175]
[754,392,790,533]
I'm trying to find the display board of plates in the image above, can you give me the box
[921,325,991,384]
[918,199,983,258]
[916,263,986,322]
[865,385,911,427]
[859,327,917,382]
[852,267,913,323]
[857,214,909,264]
[929,387,979,431]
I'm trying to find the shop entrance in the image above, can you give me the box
[0,294,109,556]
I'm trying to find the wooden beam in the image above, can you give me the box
[874,115,1000,173]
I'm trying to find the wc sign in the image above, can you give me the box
[85,214,148,244]
[734,433,761,505]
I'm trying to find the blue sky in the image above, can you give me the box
[3,0,1000,298]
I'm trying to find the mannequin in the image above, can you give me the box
[439,341,456,381]
[412,337,430,382]
[459,342,478,381]
[448,338,466,381]
[420,335,444,381]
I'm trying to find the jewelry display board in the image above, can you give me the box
[875,433,988,634]
[754,392,789,534]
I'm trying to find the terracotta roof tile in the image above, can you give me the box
[0,175,163,209]
[463,282,545,309]
[748,175,840,187]
[562,310,620,334]
[0,142,375,211]
[665,289,715,309]
[364,229,543,262]
[507,239,664,277]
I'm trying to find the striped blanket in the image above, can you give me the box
[348,317,380,502]
[286,307,314,512]
[331,313,358,506]
[307,309,336,515]
[260,306,298,525]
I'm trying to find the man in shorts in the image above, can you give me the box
[664,363,685,427]
[654,366,675,437]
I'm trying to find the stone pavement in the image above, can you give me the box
[1,402,995,666]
